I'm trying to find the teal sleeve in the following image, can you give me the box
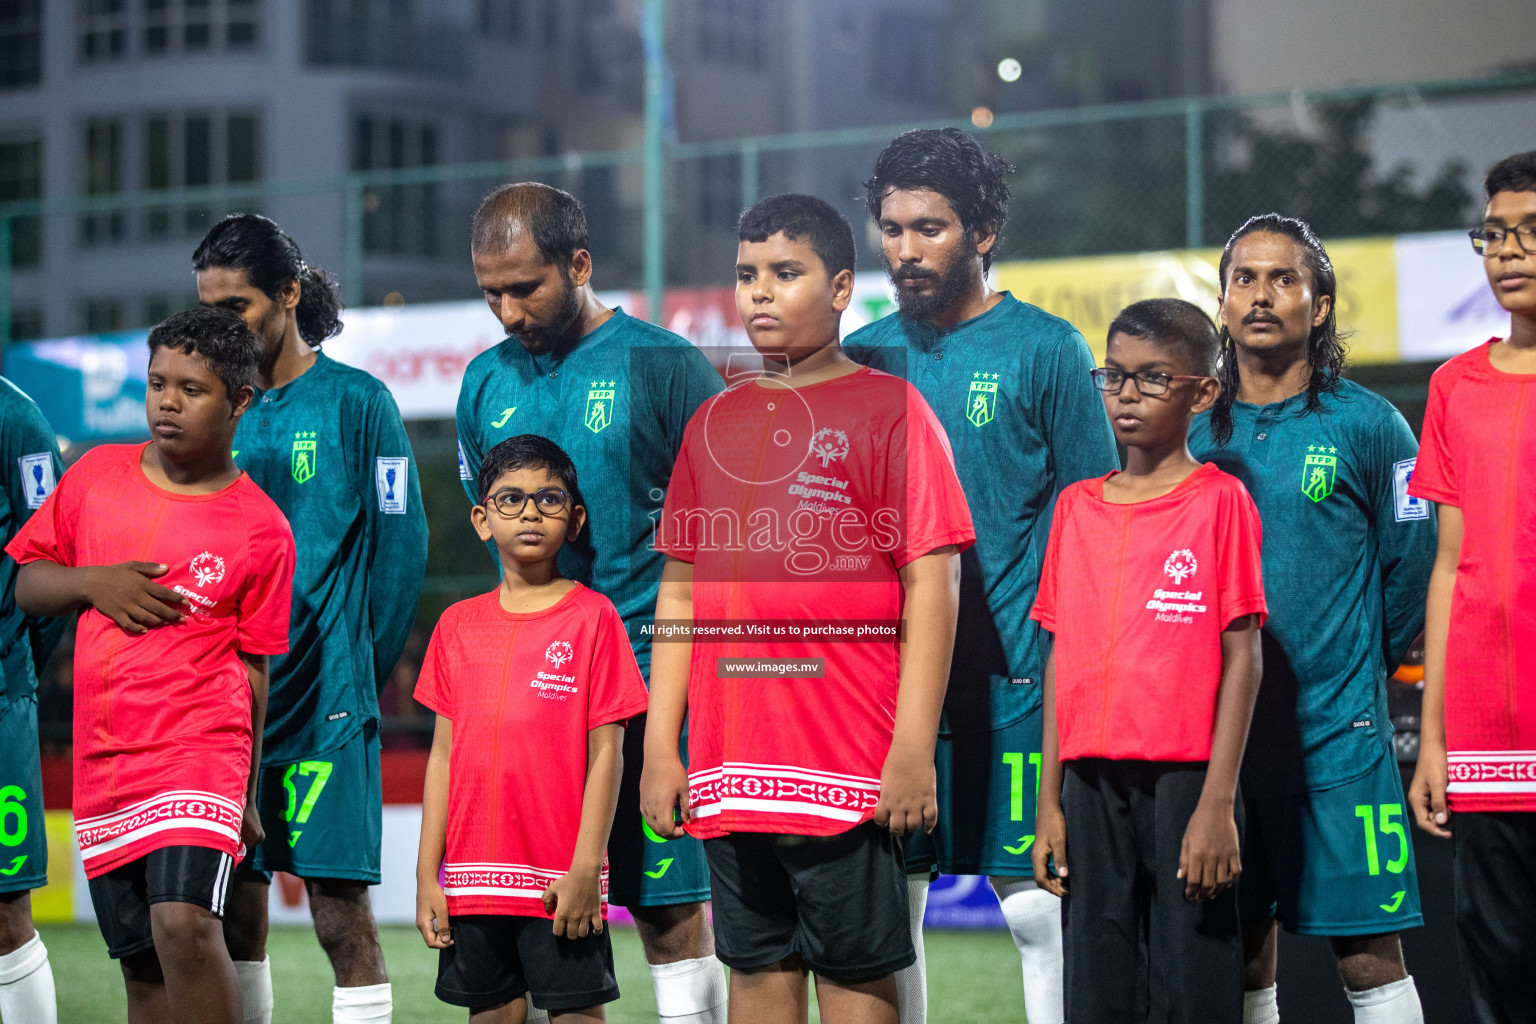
[359,389,429,691]
[5,414,66,676]
[1368,408,1436,669]
[1042,329,1119,498]
[660,345,724,451]
[456,374,485,507]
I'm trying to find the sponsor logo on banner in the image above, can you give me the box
[375,458,408,513]
[18,452,54,509]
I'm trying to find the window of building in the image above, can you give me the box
[870,14,942,101]
[477,0,523,40]
[0,0,42,88]
[8,306,44,342]
[697,0,763,70]
[143,110,262,240]
[142,293,198,326]
[144,0,263,56]
[698,153,741,229]
[353,114,440,259]
[0,135,42,267]
[80,0,129,62]
[80,298,127,333]
[80,118,126,245]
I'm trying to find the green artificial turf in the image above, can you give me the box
[44,923,1027,1023]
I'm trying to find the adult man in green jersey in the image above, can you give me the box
[845,128,1118,1024]
[196,214,428,1024]
[1189,214,1435,1024]
[0,378,63,1024]
[456,183,726,1024]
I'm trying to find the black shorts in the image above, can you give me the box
[434,915,620,1012]
[87,845,236,959]
[1452,811,1536,1024]
[703,822,915,984]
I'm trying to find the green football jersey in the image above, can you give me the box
[1190,380,1436,794]
[0,378,65,712]
[233,353,427,764]
[844,294,1118,733]
[455,308,723,676]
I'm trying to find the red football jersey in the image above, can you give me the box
[656,366,975,838]
[414,585,649,918]
[5,443,294,878]
[1031,463,1267,762]
[1410,341,1536,812]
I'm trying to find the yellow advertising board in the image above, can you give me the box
[30,811,76,922]
[994,237,1399,365]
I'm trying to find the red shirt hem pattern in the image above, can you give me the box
[442,861,611,919]
[75,789,244,879]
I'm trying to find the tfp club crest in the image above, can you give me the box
[291,431,317,484]
[967,372,998,428]
[585,381,616,434]
[1302,445,1338,503]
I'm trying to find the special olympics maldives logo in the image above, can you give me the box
[808,427,850,468]
[189,551,226,587]
[1163,549,1197,585]
[545,640,574,669]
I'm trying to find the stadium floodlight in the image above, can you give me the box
[997,57,1022,83]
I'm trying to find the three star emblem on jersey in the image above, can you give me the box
[808,427,850,467]
[967,371,999,428]
[190,551,226,587]
[585,381,616,434]
[1303,445,1338,503]
[545,640,574,669]
[291,431,317,484]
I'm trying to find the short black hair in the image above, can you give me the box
[471,182,591,265]
[737,193,856,278]
[193,213,343,347]
[1107,298,1220,377]
[863,127,1014,271]
[1485,150,1536,199]
[477,434,581,506]
[146,306,262,400]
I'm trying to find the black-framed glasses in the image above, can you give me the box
[1090,367,1208,396]
[1469,224,1536,256]
[484,487,571,517]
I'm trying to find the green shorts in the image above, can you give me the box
[607,714,711,909]
[0,698,48,893]
[904,708,1043,878]
[1238,750,1423,936]
[251,724,382,883]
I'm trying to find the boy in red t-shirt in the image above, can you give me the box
[640,194,974,1024]
[1031,298,1266,1022]
[415,434,648,1023]
[8,306,295,1024]
[1408,150,1536,1023]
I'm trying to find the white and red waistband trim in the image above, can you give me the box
[1447,751,1536,794]
[74,790,243,866]
[689,762,881,823]
[442,862,609,903]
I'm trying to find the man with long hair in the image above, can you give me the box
[195,214,428,1024]
[1190,214,1435,1024]
[845,128,1117,1024]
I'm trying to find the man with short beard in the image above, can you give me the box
[456,183,727,1024]
[844,128,1116,1024]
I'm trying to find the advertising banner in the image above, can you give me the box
[1396,231,1513,361]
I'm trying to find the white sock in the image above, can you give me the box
[992,876,1064,1024]
[650,955,727,1023]
[1244,985,1280,1024]
[333,982,392,1024]
[233,956,273,1024]
[0,933,56,1024]
[1345,976,1423,1024]
[524,997,551,1024]
[895,874,929,1024]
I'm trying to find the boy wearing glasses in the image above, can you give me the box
[1409,151,1536,1024]
[1032,299,1266,1022]
[415,434,649,1023]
